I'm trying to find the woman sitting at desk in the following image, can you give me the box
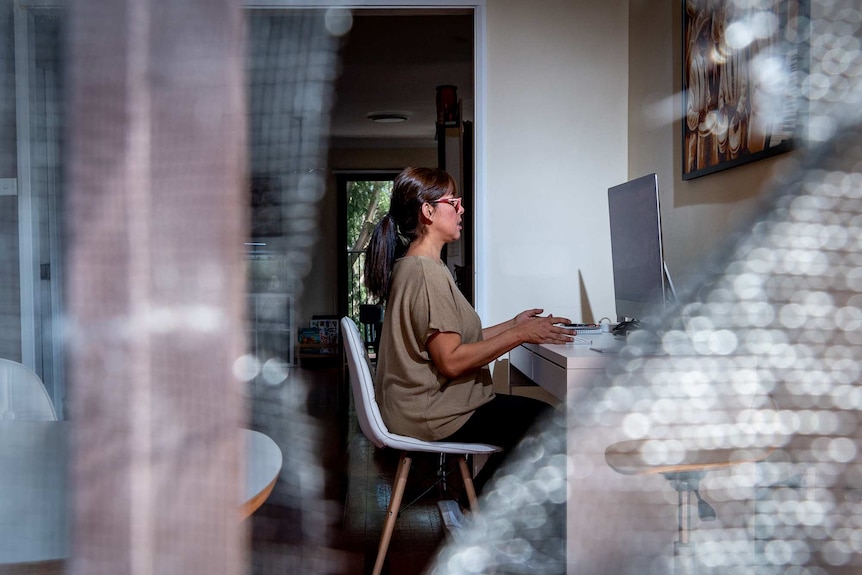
[364,167,574,493]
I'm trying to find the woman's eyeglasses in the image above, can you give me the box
[430,197,462,210]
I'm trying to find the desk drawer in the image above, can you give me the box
[533,353,567,401]
[509,344,533,380]
[533,353,605,402]
[510,344,608,402]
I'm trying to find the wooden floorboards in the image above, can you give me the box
[247,364,448,575]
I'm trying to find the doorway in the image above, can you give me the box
[328,8,477,323]
[336,172,398,323]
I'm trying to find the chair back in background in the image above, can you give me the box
[358,304,384,356]
[0,359,58,421]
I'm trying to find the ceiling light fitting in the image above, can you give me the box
[367,112,408,123]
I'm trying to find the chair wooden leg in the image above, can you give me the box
[373,453,412,575]
[457,456,479,512]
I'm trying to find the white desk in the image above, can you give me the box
[0,421,282,567]
[510,334,628,575]
[511,335,788,575]
[509,333,623,401]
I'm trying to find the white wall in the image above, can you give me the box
[481,0,629,326]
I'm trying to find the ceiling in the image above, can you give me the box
[329,11,474,149]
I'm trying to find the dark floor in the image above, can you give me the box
[247,363,452,575]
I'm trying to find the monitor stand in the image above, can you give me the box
[664,261,677,304]
[613,261,676,338]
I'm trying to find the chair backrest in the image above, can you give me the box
[341,316,389,448]
[341,316,502,455]
[0,358,58,421]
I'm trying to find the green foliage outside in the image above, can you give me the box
[346,180,392,323]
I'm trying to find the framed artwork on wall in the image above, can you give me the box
[682,0,807,180]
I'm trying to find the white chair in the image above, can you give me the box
[0,358,58,421]
[341,317,501,575]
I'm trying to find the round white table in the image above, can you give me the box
[0,421,282,566]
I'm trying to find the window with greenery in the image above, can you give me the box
[346,179,392,323]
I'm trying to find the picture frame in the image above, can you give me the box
[682,0,807,180]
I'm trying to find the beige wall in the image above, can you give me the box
[480,0,801,330]
[482,0,629,325]
[628,0,797,292]
[481,0,798,330]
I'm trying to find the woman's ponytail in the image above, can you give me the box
[364,214,399,302]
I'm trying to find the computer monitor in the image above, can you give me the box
[608,173,674,326]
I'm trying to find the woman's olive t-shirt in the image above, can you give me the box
[374,256,494,441]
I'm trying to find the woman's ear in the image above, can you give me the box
[420,203,433,222]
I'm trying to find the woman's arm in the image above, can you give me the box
[481,308,550,340]
[427,313,574,379]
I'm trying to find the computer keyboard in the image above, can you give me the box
[574,326,602,335]
[556,323,603,335]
